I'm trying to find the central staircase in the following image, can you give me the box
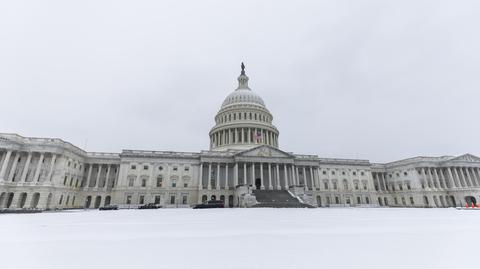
[251,190,314,208]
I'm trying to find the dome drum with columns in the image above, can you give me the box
[209,64,279,151]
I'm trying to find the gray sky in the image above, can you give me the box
[1,0,479,163]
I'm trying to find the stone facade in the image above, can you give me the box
[1,65,480,210]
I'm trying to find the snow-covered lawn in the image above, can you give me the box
[1,208,478,269]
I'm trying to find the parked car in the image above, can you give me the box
[193,200,225,209]
[99,205,118,211]
[138,203,161,209]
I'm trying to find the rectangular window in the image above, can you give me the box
[182,196,187,204]
[157,178,162,187]
[172,180,176,188]
[322,171,326,175]
[184,183,188,188]
[126,195,132,204]
[154,195,161,204]
[335,196,340,204]
[170,196,175,204]
[333,182,337,190]
[324,182,328,189]
[184,166,189,171]
[143,165,148,170]
[173,166,178,171]
[128,178,134,187]
[142,179,147,187]
[131,165,136,170]
[139,195,145,204]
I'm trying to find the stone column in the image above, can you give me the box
[301,166,306,187]
[86,164,93,187]
[276,164,281,190]
[465,167,474,187]
[46,154,57,182]
[95,164,102,188]
[268,163,272,190]
[207,163,212,190]
[0,150,12,181]
[7,152,20,182]
[33,153,45,182]
[198,163,203,190]
[296,166,300,186]
[234,163,238,187]
[456,167,466,187]
[104,165,111,189]
[216,163,220,190]
[224,164,229,190]
[251,163,255,187]
[447,167,457,188]
[283,164,288,189]
[260,163,265,189]
[310,167,315,190]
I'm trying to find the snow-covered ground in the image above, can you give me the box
[1,208,478,269]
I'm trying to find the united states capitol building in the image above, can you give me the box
[1,65,480,210]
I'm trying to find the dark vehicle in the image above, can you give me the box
[138,203,161,209]
[193,200,225,209]
[99,205,118,211]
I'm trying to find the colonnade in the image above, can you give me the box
[210,127,278,148]
[0,150,57,183]
[198,162,320,190]
[83,163,118,189]
[419,167,480,189]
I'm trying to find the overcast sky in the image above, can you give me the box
[1,0,479,163]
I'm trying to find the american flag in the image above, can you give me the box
[253,131,262,142]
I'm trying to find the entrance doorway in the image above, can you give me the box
[255,178,261,189]
[465,196,477,206]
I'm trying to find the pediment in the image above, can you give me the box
[235,145,294,158]
[449,154,480,163]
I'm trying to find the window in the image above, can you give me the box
[407,183,411,190]
[170,196,175,204]
[396,173,400,177]
[141,178,147,187]
[172,179,176,188]
[324,181,329,189]
[335,196,340,204]
[59,195,63,205]
[184,183,188,188]
[331,171,335,175]
[342,171,345,175]
[343,180,348,190]
[184,166,189,171]
[182,196,188,204]
[410,197,415,205]
[354,182,359,190]
[322,171,326,175]
[131,165,136,170]
[143,165,148,170]
[404,172,408,176]
[394,197,398,205]
[63,176,67,185]
[401,197,406,205]
[126,195,132,204]
[128,178,135,187]
[333,182,337,190]
[158,166,163,171]
[156,176,163,187]
[74,163,76,168]
[363,181,367,190]
[173,166,178,171]
[361,171,364,176]
[326,197,331,205]
[357,197,361,204]
[154,195,161,204]
[139,195,145,204]
[68,161,71,167]
[365,197,370,204]
[399,184,403,191]
[353,172,356,176]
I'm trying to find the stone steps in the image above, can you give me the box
[252,190,314,208]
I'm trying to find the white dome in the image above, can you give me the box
[221,89,265,108]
